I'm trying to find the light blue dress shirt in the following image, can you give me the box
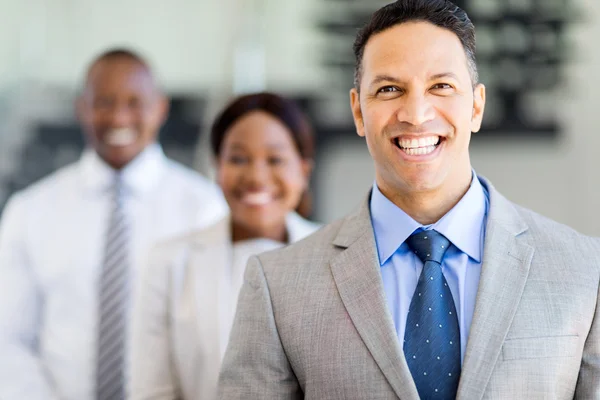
[370,173,489,364]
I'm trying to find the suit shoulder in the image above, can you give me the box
[6,163,79,206]
[515,204,593,240]
[257,217,346,268]
[150,217,229,256]
[163,160,218,189]
[162,160,224,200]
[514,204,600,261]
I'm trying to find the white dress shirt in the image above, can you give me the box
[0,144,228,400]
[128,213,321,400]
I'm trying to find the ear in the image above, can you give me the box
[350,88,366,137]
[214,156,223,187]
[301,159,314,189]
[75,95,87,124]
[470,83,486,133]
[156,94,170,126]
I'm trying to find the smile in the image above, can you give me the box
[240,191,275,206]
[104,128,137,147]
[394,136,442,156]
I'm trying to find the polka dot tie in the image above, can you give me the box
[403,229,460,399]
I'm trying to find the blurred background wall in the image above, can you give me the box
[1,0,599,235]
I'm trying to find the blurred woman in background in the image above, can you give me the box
[128,92,320,400]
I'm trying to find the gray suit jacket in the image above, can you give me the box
[218,178,600,399]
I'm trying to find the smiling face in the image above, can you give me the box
[350,21,485,204]
[77,57,168,170]
[216,110,311,242]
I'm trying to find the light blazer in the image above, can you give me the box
[128,213,320,400]
[218,177,600,399]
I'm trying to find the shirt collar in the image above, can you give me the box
[370,171,488,265]
[78,143,168,197]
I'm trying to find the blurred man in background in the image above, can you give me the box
[0,48,227,400]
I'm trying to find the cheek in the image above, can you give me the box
[90,113,106,128]
[277,167,307,203]
[90,113,118,132]
[139,111,158,128]
[364,102,396,131]
[216,165,240,195]
[433,98,473,133]
[363,102,407,153]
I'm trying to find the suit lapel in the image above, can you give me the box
[330,199,420,400]
[185,218,233,357]
[457,179,534,399]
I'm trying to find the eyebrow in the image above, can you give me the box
[369,75,403,87]
[227,142,289,151]
[430,72,460,81]
[368,72,460,87]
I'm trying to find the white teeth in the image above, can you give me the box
[402,145,437,156]
[398,136,439,149]
[104,128,137,147]
[241,192,273,206]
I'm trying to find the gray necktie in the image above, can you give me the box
[96,175,130,400]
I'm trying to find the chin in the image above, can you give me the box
[234,215,282,236]
[395,169,447,193]
[110,146,143,162]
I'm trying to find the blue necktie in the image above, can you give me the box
[403,230,460,399]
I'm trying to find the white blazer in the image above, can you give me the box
[128,213,320,400]
[0,144,228,400]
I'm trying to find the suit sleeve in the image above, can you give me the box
[575,265,600,399]
[0,194,60,400]
[127,246,183,400]
[217,255,302,400]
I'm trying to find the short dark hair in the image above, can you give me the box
[353,0,478,89]
[210,92,314,160]
[211,92,315,217]
[88,47,150,70]
[84,47,154,88]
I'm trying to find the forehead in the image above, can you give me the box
[224,111,295,149]
[361,21,470,83]
[85,58,156,95]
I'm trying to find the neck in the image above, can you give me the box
[378,171,473,226]
[231,221,288,244]
[99,155,130,171]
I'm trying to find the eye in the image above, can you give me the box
[93,98,114,110]
[268,156,285,166]
[227,155,248,165]
[377,86,400,94]
[128,98,142,110]
[431,83,453,90]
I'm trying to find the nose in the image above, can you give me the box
[107,103,134,128]
[396,91,435,126]
[245,160,272,188]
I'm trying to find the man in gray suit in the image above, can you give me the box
[218,0,600,398]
